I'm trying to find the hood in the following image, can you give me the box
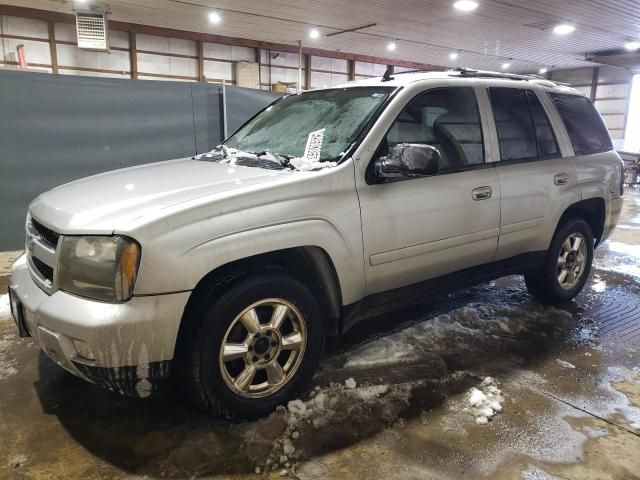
[29,158,291,234]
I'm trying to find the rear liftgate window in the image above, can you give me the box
[548,92,613,156]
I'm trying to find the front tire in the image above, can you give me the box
[525,218,594,305]
[180,273,324,419]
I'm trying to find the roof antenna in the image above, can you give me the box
[382,65,395,82]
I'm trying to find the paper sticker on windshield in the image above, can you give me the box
[303,128,325,163]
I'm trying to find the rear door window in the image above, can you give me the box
[489,88,538,161]
[548,92,613,155]
[526,90,560,158]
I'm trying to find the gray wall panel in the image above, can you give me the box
[0,70,280,250]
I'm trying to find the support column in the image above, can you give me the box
[304,54,311,90]
[348,58,355,81]
[129,31,138,79]
[48,21,58,74]
[590,67,599,103]
[198,40,205,82]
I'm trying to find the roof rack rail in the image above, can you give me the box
[453,67,549,82]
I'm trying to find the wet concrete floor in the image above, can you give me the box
[1,191,640,480]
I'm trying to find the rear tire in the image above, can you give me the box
[179,272,324,419]
[525,218,594,305]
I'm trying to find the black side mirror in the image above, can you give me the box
[374,143,440,179]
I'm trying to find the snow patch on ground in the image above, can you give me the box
[6,453,29,470]
[464,377,504,425]
[595,241,640,279]
[0,332,19,380]
[341,302,573,371]
[555,359,577,369]
[0,293,11,322]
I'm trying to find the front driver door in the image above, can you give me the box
[355,85,501,296]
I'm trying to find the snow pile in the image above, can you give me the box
[463,377,504,425]
[241,380,412,476]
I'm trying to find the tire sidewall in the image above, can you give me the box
[194,274,324,419]
[545,219,594,302]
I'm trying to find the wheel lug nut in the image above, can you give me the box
[271,341,277,347]
[252,356,258,362]
[266,331,272,337]
[264,355,270,360]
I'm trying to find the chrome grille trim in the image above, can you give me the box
[26,214,61,295]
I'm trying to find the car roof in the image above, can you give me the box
[328,69,581,95]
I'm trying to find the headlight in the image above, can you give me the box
[58,236,141,302]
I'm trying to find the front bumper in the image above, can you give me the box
[9,254,190,397]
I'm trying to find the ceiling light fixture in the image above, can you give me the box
[453,0,478,12]
[449,51,459,60]
[209,11,221,24]
[553,24,575,35]
[539,67,548,74]
[309,28,320,39]
[387,41,397,51]
[501,62,511,70]
[625,41,640,51]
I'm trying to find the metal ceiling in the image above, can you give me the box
[6,0,640,72]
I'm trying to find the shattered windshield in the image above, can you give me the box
[199,87,393,171]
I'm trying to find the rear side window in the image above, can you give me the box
[548,93,613,155]
[490,88,538,161]
[489,88,560,161]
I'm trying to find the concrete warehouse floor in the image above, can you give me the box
[2,191,640,480]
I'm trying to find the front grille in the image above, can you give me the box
[26,215,60,293]
[31,218,60,248]
[32,257,54,282]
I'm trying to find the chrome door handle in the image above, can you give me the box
[471,186,492,201]
[554,173,570,185]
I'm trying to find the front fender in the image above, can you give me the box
[182,218,365,304]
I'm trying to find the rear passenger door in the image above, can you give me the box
[485,87,580,260]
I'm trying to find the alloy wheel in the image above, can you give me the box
[557,232,587,290]
[218,298,307,398]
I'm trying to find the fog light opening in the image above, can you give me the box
[72,339,95,361]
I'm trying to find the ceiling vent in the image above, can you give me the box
[75,11,109,51]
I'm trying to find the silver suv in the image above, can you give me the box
[9,69,624,418]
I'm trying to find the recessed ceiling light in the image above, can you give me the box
[309,28,320,39]
[539,67,548,74]
[501,62,511,70]
[553,24,575,35]
[387,41,397,51]
[209,11,221,24]
[625,41,640,51]
[449,52,459,60]
[453,0,478,12]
